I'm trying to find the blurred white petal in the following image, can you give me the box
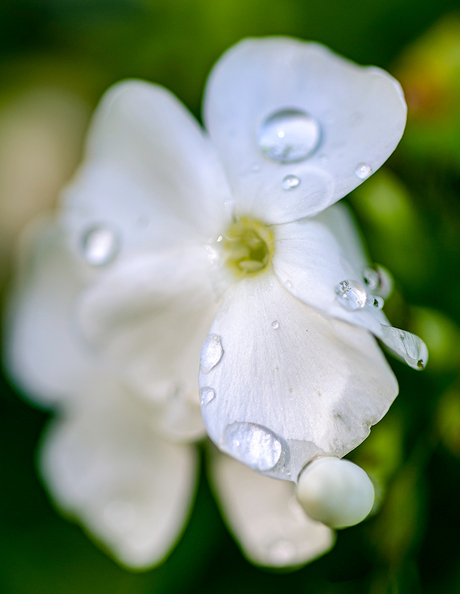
[41,384,197,569]
[210,451,334,567]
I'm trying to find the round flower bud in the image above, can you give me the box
[296,457,375,529]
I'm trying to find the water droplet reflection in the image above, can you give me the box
[200,335,224,373]
[281,175,301,190]
[380,325,428,370]
[224,422,283,471]
[82,225,119,266]
[355,163,372,179]
[335,280,368,310]
[258,109,321,163]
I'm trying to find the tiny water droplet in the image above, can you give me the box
[335,280,368,310]
[216,235,223,243]
[355,163,372,179]
[271,320,280,329]
[250,163,260,172]
[380,325,428,370]
[281,174,301,190]
[285,280,293,290]
[82,225,119,266]
[199,387,216,405]
[373,296,384,309]
[258,109,321,163]
[362,267,379,290]
[200,335,224,374]
[224,422,283,471]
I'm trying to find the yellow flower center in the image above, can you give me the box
[222,217,274,277]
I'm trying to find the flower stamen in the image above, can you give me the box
[222,217,274,277]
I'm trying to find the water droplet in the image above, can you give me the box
[200,335,224,374]
[199,387,216,405]
[258,109,321,163]
[281,174,301,190]
[103,500,136,533]
[335,280,368,310]
[224,422,283,471]
[285,280,293,290]
[362,267,379,290]
[355,163,372,179]
[376,265,393,299]
[250,163,260,172]
[380,325,428,370]
[271,320,280,329]
[82,225,119,266]
[267,539,297,565]
[216,235,223,243]
[372,296,384,309]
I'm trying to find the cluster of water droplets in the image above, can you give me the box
[334,267,427,370]
[255,108,373,192]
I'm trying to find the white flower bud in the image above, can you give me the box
[296,457,375,529]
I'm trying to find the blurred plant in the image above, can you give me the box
[0,87,89,285]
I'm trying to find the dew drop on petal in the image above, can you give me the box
[373,296,385,309]
[82,225,119,266]
[271,320,280,329]
[199,387,216,405]
[200,334,224,374]
[335,280,368,310]
[281,174,301,190]
[380,325,428,370]
[355,163,372,179]
[362,267,379,290]
[258,109,321,163]
[224,422,283,472]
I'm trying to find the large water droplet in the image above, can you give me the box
[200,335,224,374]
[355,163,372,179]
[281,174,301,190]
[82,225,119,266]
[103,500,136,533]
[271,320,280,329]
[200,387,216,405]
[224,422,283,471]
[258,109,321,163]
[380,325,428,370]
[335,280,368,310]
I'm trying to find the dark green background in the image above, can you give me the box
[1,1,460,592]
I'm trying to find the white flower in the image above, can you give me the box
[6,217,334,568]
[5,37,428,568]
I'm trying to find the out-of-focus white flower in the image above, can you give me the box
[5,37,428,568]
[6,218,333,568]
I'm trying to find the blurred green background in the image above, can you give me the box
[1,0,460,592]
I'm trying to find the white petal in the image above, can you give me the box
[62,80,233,259]
[204,37,406,223]
[210,451,334,567]
[199,274,398,481]
[273,204,388,336]
[40,382,197,569]
[4,217,93,406]
[77,245,220,441]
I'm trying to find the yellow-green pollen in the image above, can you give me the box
[222,217,274,277]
